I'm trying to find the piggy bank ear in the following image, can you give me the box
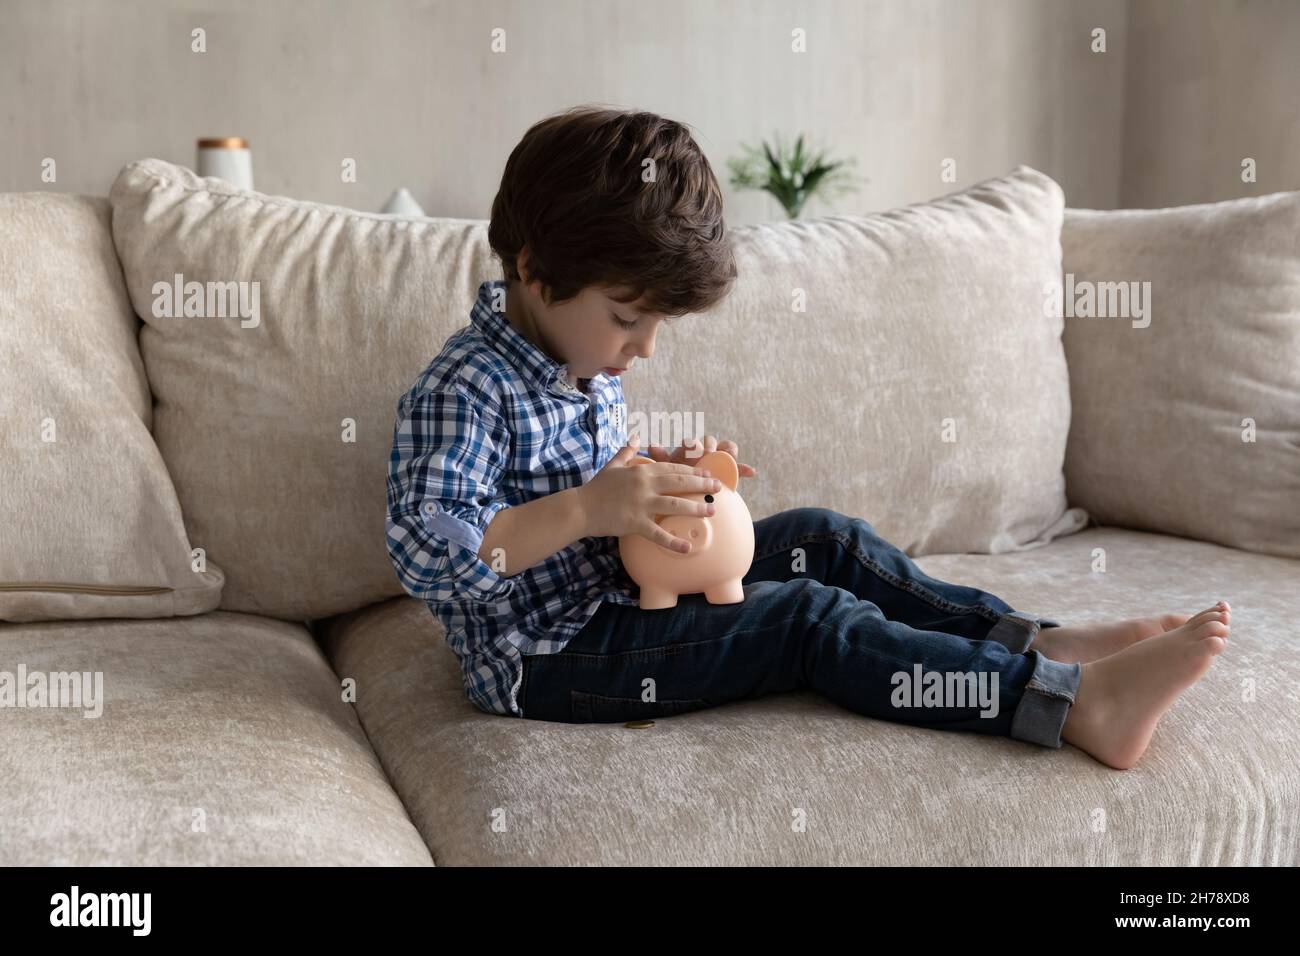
[696,450,739,491]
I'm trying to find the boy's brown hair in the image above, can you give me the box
[488,105,737,317]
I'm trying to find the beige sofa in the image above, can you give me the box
[2,160,1296,866]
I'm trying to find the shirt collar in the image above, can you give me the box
[471,279,593,396]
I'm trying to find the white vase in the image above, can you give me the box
[381,187,425,216]
[196,138,254,190]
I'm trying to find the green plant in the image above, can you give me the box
[726,132,861,219]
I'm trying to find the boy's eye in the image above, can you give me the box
[612,313,637,330]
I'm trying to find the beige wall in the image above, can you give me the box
[1,0,1128,222]
[1120,0,1300,208]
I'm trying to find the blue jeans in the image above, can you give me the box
[519,507,1082,748]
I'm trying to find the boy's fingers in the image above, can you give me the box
[654,461,711,475]
[614,436,643,462]
[654,526,689,553]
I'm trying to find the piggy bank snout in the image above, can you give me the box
[660,512,713,552]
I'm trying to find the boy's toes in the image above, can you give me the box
[1201,634,1228,655]
[1158,612,1192,631]
[1191,620,1229,641]
[1187,605,1228,628]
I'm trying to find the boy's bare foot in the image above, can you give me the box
[1059,605,1231,769]
[1031,601,1230,664]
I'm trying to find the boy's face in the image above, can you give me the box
[507,276,664,386]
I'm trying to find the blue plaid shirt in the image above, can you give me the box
[386,279,650,717]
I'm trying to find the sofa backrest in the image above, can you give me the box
[1060,193,1300,560]
[0,192,223,622]
[109,160,497,621]
[622,166,1087,556]
[106,159,1086,622]
[16,163,1291,628]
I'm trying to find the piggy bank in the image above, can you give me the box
[618,449,754,609]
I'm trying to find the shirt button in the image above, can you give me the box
[423,501,437,515]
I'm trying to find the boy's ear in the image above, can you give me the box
[695,450,739,491]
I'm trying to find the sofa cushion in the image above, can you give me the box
[1062,192,1300,559]
[109,159,497,621]
[628,164,1086,554]
[0,610,432,865]
[317,528,1298,865]
[0,192,224,622]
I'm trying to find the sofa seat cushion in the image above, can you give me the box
[0,612,432,865]
[317,528,1298,865]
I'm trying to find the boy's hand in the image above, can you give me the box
[577,435,723,554]
[644,434,758,478]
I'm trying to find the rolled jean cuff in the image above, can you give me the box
[1009,650,1082,748]
[985,610,1055,653]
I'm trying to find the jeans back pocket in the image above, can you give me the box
[571,690,711,723]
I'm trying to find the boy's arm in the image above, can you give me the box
[386,386,519,605]
[479,427,651,573]
[476,485,588,577]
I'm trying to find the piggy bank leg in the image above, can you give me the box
[704,580,745,605]
[638,587,680,610]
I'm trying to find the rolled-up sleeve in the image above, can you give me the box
[386,386,516,605]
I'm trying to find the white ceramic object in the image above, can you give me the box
[196,138,253,190]
[381,187,425,216]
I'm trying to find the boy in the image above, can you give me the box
[386,106,1231,770]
